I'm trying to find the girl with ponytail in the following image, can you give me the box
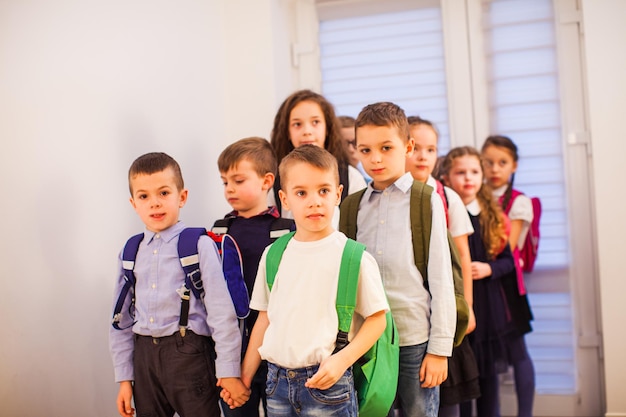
[441,146,516,417]
[482,136,535,417]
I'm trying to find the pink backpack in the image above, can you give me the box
[500,189,541,273]
[435,180,449,227]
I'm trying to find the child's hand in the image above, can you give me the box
[305,354,347,390]
[471,261,492,279]
[419,353,448,388]
[219,385,233,406]
[466,306,476,334]
[217,377,250,408]
[116,380,135,417]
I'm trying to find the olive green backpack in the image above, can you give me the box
[338,181,469,347]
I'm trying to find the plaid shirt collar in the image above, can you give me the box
[225,205,280,219]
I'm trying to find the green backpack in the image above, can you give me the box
[266,232,399,417]
[339,180,470,347]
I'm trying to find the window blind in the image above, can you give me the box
[483,0,569,270]
[482,0,576,395]
[319,6,452,152]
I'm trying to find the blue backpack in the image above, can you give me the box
[111,228,249,334]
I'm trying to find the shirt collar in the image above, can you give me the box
[492,184,508,197]
[466,199,481,216]
[145,221,186,244]
[363,172,414,201]
[225,206,280,219]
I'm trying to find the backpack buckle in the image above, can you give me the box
[334,331,350,353]
[176,284,191,300]
[187,269,202,290]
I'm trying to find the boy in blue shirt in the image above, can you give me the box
[109,152,249,417]
[214,137,295,416]
[344,103,456,417]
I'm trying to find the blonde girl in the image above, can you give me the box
[441,146,516,417]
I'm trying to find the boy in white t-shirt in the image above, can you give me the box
[222,144,389,416]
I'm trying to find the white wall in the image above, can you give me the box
[0,1,296,415]
[581,1,626,416]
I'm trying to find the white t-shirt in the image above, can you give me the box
[268,165,367,228]
[250,231,389,369]
[426,176,474,238]
[493,185,533,249]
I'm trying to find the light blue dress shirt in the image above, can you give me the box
[109,222,241,382]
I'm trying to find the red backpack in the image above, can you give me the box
[500,189,541,273]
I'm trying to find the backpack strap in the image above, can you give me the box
[213,215,293,241]
[264,232,365,354]
[220,234,250,319]
[435,180,449,227]
[211,217,234,235]
[500,189,523,215]
[409,181,433,284]
[273,175,283,214]
[265,231,296,291]
[111,233,144,330]
[177,227,208,336]
[338,188,367,240]
[339,181,432,286]
[339,163,350,201]
[178,227,208,299]
[269,217,296,241]
[334,239,366,352]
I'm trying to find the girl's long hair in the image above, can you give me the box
[481,135,519,211]
[442,146,508,259]
[270,89,347,167]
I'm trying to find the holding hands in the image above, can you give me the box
[217,377,251,409]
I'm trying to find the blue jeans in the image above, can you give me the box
[265,362,357,417]
[395,342,440,417]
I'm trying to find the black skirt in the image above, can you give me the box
[440,338,481,405]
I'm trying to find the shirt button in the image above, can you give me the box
[377,250,383,255]
[149,317,154,323]
[380,220,385,224]
[152,283,156,289]
[155,234,160,239]
[153,250,158,254]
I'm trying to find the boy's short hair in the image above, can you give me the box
[338,115,356,128]
[278,144,339,189]
[407,115,440,140]
[218,137,277,177]
[355,102,410,142]
[128,152,183,195]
